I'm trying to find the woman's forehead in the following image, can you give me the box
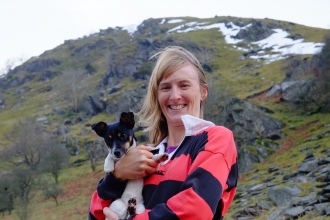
[160,65,198,82]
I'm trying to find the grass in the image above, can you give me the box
[1,162,105,220]
[1,16,329,220]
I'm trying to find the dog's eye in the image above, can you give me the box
[121,134,127,139]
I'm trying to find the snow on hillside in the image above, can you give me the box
[165,19,325,64]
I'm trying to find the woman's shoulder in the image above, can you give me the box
[205,125,233,136]
[202,125,236,154]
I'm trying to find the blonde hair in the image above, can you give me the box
[137,46,207,146]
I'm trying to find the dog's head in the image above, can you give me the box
[91,112,136,161]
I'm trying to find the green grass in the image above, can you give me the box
[1,16,329,220]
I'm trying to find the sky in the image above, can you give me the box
[1,0,330,74]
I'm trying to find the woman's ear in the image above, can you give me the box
[201,84,208,101]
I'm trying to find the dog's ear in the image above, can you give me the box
[91,122,107,137]
[119,112,135,129]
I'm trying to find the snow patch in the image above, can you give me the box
[167,20,325,64]
[167,19,184,24]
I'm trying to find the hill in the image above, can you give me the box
[0,16,330,219]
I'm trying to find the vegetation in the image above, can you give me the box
[0,16,329,219]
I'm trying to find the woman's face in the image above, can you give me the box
[157,64,207,128]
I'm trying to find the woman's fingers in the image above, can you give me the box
[113,145,158,180]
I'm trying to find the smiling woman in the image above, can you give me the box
[157,65,207,132]
[88,46,238,220]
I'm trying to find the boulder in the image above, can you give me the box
[283,206,305,219]
[267,186,302,206]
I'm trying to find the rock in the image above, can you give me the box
[283,206,305,219]
[57,124,71,136]
[256,201,273,210]
[87,94,106,115]
[294,193,317,206]
[318,157,330,165]
[238,148,259,174]
[233,20,276,42]
[267,79,316,103]
[10,58,61,74]
[304,151,315,160]
[322,185,330,193]
[268,209,286,220]
[36,117,48,123]
[106,87,146,115]
[107,84,124,94]
[249,184,266,192]
[314,203,330,214]
[267,186,302,206]
[298,159,318,173]
[268,166,279,173]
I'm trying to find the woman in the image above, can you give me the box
[88,46,238,220]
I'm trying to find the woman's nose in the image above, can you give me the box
[170,87,181,100]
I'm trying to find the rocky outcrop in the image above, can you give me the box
[232,146,330,219]
[219,100,285,174]
[39,70,61,82]
[267,79,316,103]
[233,20,276,42]
[82,94,106,116]
[135,18,169,37]
[73,39,109,57]
[9,58,61,74]
[105,85,147,115]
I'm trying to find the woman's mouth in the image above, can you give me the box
[169,104,186,110]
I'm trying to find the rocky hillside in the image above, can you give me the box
[0,16,330,219]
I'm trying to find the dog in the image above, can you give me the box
[91,112,168,218]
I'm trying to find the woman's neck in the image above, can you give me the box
[167,124,185,146]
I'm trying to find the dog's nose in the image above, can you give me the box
[113,150,121,158]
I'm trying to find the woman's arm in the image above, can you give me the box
[126,127,238,220]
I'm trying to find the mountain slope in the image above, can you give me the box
[0,16,329,219]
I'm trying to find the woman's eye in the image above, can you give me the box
[181,84,189,88]
[160,86,170,90]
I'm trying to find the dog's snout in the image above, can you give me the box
[113,150,121,158]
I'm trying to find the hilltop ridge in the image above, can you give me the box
[0,16,330,219]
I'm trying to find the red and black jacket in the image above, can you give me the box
[89,115,238,220]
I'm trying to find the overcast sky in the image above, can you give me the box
[1,0,330,74]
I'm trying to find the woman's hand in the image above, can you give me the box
[113,145,158,180]
[103,207,119,220]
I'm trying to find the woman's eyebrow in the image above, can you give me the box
[160,78,192,85]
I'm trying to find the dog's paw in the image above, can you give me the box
[160,153,169,161]
[104,167,114,174]
[153,153,169,163]
[104,163,114,173]
[127,198,137,215]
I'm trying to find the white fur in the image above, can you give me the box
[104,139,145,219]
[104,153,115,173]
[109,178,145,219]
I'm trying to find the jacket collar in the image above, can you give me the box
[155,115,215,153]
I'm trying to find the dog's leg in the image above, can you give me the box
[110,199,127,219]
[135,202,146,214]
[104,153,114,173]
[152,153,169,163]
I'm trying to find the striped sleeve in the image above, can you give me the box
[88,172,128,220]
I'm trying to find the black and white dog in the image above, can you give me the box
[92,112,168,218]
